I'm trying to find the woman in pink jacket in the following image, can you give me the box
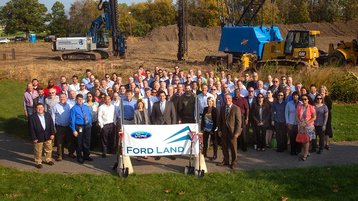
[296,94,316,161]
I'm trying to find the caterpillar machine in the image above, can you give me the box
[52,0,126,60]
[211,0,320,70]
[321,38,358,66]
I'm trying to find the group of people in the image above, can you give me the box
[24,66,333,169]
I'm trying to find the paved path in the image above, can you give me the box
[1,132,357,175]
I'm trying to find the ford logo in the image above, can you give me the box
[131,131,152,139]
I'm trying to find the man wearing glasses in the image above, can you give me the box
[45,88,59,116]
[77,82,89,101]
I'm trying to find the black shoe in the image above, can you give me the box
[35,164,43,169]
[46,161,54,166]
[102,153,106,158]
[325,145,331,150]
[169,156,176,160]
[68,153,76,159]
[77,158,84,164]
[154,156,161,160]
[212,155,217,160]
[83,157,93,161]
[317,150,322,154]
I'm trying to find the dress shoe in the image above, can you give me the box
[46,161,54,166]
[317,150,322,154]
[56,156,62,161]
[211,155,217,160]
[216,161,229,166]
[68,153,76,159]
[35,164,43,169]
[77,158,84,164]
[154,156,161,160]
[102,153,106,158]
[83,157,93,161]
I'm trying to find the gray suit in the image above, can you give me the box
[151,101,177,125]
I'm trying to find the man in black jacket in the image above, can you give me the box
[29,103,55,169]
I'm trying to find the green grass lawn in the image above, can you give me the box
[0,79,357,141]
[0,165,357,200]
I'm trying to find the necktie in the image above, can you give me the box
[225,106,230,118]
[160,102,165,114]
[81,105,89,125]
[147,98,151,114]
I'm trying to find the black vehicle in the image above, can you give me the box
[15,36,26,42]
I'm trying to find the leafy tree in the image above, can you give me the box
[0,0,47,36]
[48,1,69,37]
[68,0,101,35]
[187,0,220,27]
[287,0,311,24]
[340,0,358,21]
[257,1,280,25]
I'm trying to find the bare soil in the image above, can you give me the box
[0,21,357,83]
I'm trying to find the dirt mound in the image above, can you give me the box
[145,21,358,42]
[145,25,221,42]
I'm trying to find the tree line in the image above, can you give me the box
[0,0,357,37]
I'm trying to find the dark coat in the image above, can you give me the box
[251,102,271,128]
[29,112,55,142]
[151,101,177,124]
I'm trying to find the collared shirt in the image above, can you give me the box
[112,100,121,120]
[122,98,137,120]
[70,103,92,132]
[38,113,46,130]
[67,99,76,108]
[86,82,94,90]
[288,84,296,93]
[107,80,114,88]
[45,96,59,115]
[197,92,214,114]
[98,103,116,128]
[52,102,71,127]
[78,89,89,101]
[285,100,300,125]
[254,89,267,97]
[272,101,286,123]
[142,96,159,114]
[160,100,166,113]
[82,77,90,85]
[240,88,248,97]
[69,83,80,92]
[24,90,39,107]
[233,97,249,118]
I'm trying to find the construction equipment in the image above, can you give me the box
[326,39,358,66]
[52,0,126,60]
[211,0,320,70]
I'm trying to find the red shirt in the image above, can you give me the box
[233,97,249,119]
[44,86,61,97]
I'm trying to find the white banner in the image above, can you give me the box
[123,124,199,156]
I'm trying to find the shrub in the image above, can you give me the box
[330,71,358,103]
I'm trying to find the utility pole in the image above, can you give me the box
[177,0,188,61]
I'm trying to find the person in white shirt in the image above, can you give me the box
[105,74,114,88]
[77,82,89,101]
[98,95,116,158]
[254,80,267,97]
[67,90,77,108]
[236,80,248,97]
[69,75,80,92]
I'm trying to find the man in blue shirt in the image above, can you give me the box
[272,91,287,152]
[285,91,301,155]
[122,90,137,125]
[70,94,93,164]
[52,93,74,161]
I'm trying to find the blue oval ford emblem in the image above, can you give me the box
[131,131,152,139]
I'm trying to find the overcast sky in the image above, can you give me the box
[0,0,146,11]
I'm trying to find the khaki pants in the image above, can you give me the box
[34,140,53,165]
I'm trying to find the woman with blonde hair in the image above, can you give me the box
[319,85,333,150]
[134,99,150,160]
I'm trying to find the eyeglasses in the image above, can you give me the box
[50,92,55,94]
[80,85,85,87]
[278,94,284,97]
[302,98,308,101]
[317,98,322,100]
[87,96,92,98]
[106,76,110,78]
[274,81,279,83]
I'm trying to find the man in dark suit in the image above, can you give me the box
[217,93,242,169]
[29,103,55,169]
[151,91,177,125]
[151,91,177,160]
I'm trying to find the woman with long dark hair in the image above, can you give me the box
[252,93,271,151]
[296,94,316,161]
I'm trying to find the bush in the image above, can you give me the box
[330,71,358,103]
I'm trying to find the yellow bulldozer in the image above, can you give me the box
[326,39,358,66]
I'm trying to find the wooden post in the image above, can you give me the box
[11,49,15,60]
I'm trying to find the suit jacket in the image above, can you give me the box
[218,104,242,139]
[151,101,177,124]
[251,102,271,128]
[134,109,150,125]
[29,112,55,142]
